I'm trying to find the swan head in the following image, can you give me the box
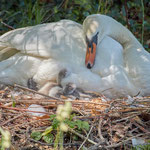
[83,14,108,69]
[85,31,99,69]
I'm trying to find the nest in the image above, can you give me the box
[0,84,150,150]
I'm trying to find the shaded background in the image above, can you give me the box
[0,0,150,50]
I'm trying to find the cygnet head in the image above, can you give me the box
[27,77,38,90]
[63,83,77,95]
[49,86,63,98]
[57,68,70,85]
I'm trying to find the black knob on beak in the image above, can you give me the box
[87,63,92,69]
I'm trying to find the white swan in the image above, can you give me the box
[0,20,86,87]
[0,18,122,97]
[60,14,150,97]
[83,14,150,97]
[0,14,149,98]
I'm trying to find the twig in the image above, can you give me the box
[0,98,110,106]
[72,100,109,106]
[78,126,94,150]
[73,107,86,116]
[116,107,150,113]
[104,100,115,113]
[0,113,24,126]
[130,119,149,133]
[8,118,50,130]
[68,127,98,145]
[112,113,141,123]
[98,118,105,141]
[1,20,15,30]
[14,84,62,101]
[0,105,51,115]
[104,132,150,149]
[42,0,66,23]
[28,137,81,146]
[109,119,113,145]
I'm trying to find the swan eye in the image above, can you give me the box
[92,32,99,45]
[86,32,99,46]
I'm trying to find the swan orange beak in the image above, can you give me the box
[85,42,97,69]
[85,32,99,69]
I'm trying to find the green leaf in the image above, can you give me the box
[68,121,76,128]
[42,126,53,136]
[0,138,2,146]
[52,118,60,129]
[43,133,54,144]
[54,6,58,13]
[70,114,76,120]
[75,120,82,130]
[121,6,126,17]
[83,11,89,17]
[12,101,16,107]
[72,135,78,141]
[49,114,60,130]
[49,114,56,121]
[31,131,42,141]
[82,121,90,131]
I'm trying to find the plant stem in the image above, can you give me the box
[124,0,130,29]
[68,127,97,145]
[54,127,59,150]
[97,0,101,13]
[59,130,64,150]
[141,0,144,45]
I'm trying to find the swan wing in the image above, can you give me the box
[0,20,85,61]
[0,20,86,86]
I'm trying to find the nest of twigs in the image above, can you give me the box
[0,84,150,150]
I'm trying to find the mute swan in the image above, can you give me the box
[0,18,122,98]
[0,20,86,87]
[0,14,149,98]
[0,20,102,95]
[60,14,150,97]
[83,14,150,97]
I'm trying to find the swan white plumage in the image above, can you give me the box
[0,20,86,87]
[0,18,122,97]
[0,14,149,98]
[58,14,150,97]
[82,14,150,97]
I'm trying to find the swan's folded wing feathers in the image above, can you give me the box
[0,20,84,61]
[0,47,19,61]
[0,25,42,56]
[0,26,34,61]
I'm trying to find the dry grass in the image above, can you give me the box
[0,84,150,149]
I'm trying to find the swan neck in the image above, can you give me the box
[108,25,143,50]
